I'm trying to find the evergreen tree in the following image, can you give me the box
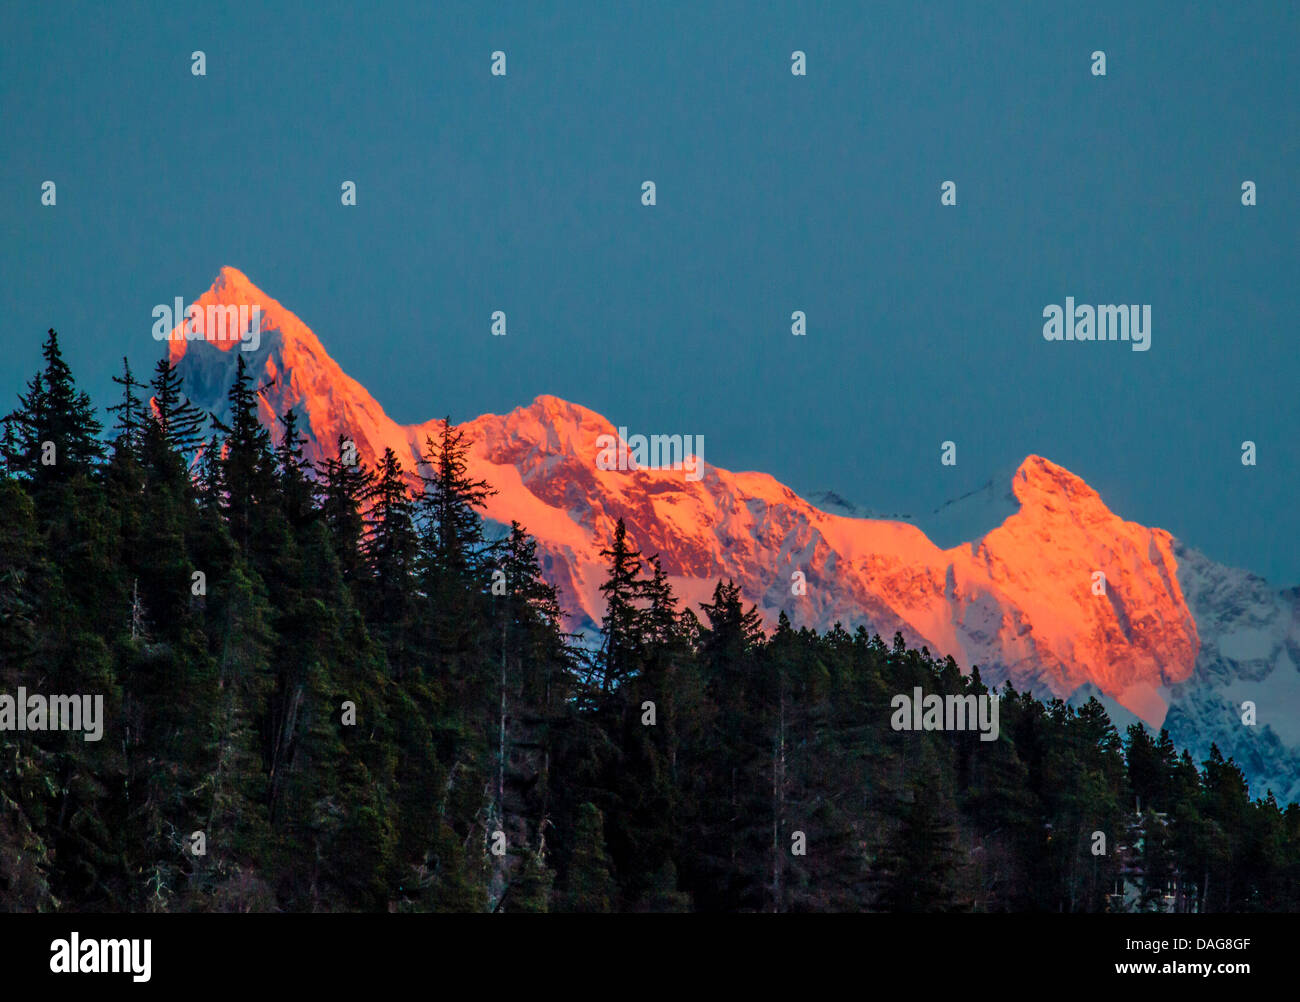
[107,356,147,458]
[273,407,314,527]
[416,417,496,584]
[876,782,963,912]
[3,325,1300,916]
[561,803,615,912]
[316,435,374,584]
[147,353,208,457]
[362,448,419,673]
[596,518,648,696]
[1,329,105,484]
[209,354,274,548]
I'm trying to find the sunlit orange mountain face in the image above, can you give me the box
[167,268,1300,799]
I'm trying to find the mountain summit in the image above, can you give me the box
[167,269,1300,800]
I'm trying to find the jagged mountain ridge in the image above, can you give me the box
[163,267,1300,801]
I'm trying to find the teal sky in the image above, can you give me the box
[2,1,1297,581]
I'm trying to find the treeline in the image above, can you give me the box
[1,328,1298,913]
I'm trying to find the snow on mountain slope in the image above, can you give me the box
[167,267,430,474]
[1161,546,1300,803]
[809,465,1020,548]
[165,268,1298,799]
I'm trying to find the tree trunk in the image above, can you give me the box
[771,684,786,913]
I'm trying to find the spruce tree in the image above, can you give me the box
[362,447,419,675]
[561,803,616,912]
[214,354,274,546]
[596,518,648,695]
[107,356,147,458]
[416,417,496,584]
[317,434,374,584]
[273,407,314,527]
[147,353,208,457]
[1,329,105,484]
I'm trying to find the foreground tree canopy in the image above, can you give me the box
[1,329,1297,913]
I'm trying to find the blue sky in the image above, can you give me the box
[2,1,1297,581]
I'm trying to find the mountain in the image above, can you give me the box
[1163,546,1300,803]
[809,464,1021,548]
[164,267,1300,802]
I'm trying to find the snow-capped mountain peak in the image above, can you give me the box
[167,269,1300,801]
